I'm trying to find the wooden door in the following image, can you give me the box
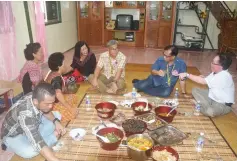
[135,32,144,47]
[89,1,104,45]
[157,25,171,48]
[157,1,175,48]
[145,1,160,48]
[78,2,90,43]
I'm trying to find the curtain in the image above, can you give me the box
[0,2,17,81]
[34,1,47,62]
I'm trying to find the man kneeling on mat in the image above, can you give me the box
[1,83,65,161]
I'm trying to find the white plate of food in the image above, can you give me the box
[163,99,179,107]
[69,128,86,141]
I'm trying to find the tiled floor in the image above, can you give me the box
[1,46,236,161]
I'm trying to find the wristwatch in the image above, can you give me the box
[53,118,60,124]
[186,73,190,78]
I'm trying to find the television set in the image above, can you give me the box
[115,14,133,30]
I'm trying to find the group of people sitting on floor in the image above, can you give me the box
[0,39,235,160]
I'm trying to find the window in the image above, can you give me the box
[41,1,61,25]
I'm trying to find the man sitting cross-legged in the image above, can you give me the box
[88,40,127,94]
[179,53,235,117]
[1,83,66,161]
[132,45,188,97]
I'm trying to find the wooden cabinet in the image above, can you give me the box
[145,1,175,48]
[113,1,146,9]
[77,2,104,46]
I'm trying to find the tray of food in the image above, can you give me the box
[134,113,167,131]
[110,113,126,126]
[148,125,188,146]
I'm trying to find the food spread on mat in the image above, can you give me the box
[135,105,149,111]
[103,132,121,143]
[152,149,176,161]
[128,137,153,151]
[122,119,146,133]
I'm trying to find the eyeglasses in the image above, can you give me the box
[163,52,173,58]
[211,61,221,66]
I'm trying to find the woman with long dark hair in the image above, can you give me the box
[68,41,96,78]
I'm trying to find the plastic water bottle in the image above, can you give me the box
[196,132,205,152]
[131,88,137,100]
[194,101,201,116]
[85,95,91,110]
[174,88,179,99]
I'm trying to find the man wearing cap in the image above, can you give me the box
[88,40,127,94]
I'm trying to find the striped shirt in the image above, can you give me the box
[1,93,46,151]
[97,51,126,79]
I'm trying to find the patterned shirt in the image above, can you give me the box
[1,93,47,152]
[97,51,126,79]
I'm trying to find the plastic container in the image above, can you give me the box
[194,101,201,116]
[174,88,179,99]
[196,132,205,152]
[132,88,137,100]
[85,95,91,110]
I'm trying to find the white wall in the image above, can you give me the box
[45,1,77,54]
[11,1,77,77]
[11,2,30,74]
[175,2,220,49]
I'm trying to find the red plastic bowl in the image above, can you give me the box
[96,127,124,151]
[122,119,147,137]
[152,146,179,161]
[131,102,152,115]
[154,105,177,123]
[95,102,116,119]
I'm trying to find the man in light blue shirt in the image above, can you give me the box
[133,45,187,97]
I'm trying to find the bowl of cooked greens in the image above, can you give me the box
[96,127,124,151]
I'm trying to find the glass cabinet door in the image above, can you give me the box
[91,1,101,19]
[80,2,89,18]
[125,1,137,8]
[148,2,160,21]
[161,1,173,21]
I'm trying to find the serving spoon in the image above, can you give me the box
[94,133,110,143]
[166,106,178,116]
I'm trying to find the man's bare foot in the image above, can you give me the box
[106,88,116,94]
[110,82,118,93]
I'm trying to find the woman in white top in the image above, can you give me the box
[179,54,234,117]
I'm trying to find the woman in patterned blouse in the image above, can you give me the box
[18,43,43,95]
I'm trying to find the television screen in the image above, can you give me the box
[116,14,133,30]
